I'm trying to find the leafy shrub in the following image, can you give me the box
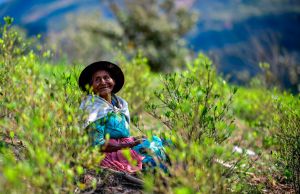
[273,94,300,193]
[232,87,276,127]
[147,53,236,143]
[231,79,299,192]
[231,87,281,153]
[142,54,253,193]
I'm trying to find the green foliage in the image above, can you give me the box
[231,87,278,153]
[143,137,245,193]
[232,85,299,192]
[109,0,197,71]
[0,18,103,193]
[116,51,152,116]
[143,54,253,193]
[1,17,299,193]
[147,53,236,143]
[273,94,300,193]
[232,87,276,127]
[0,17,25,91]
[0,18,152,193]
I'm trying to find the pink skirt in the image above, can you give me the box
[100,137,144,173]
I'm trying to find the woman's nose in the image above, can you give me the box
[99,78,106,84]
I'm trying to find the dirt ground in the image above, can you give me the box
[77,169,144,194]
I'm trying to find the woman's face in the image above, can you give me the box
[91,70,115,99]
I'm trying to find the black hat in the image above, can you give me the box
[78,61,124,93]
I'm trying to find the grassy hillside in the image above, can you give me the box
[1,17,299,193]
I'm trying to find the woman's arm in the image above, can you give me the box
[101,139,142,152]
[133,135,147,140]
[89,114,144,152]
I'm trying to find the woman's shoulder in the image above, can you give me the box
[79,94,94,107]
[80,95,108,109]
[113,95,128,108]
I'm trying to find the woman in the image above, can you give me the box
[78,61,167,173]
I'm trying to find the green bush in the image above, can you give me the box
[232,87,276,127]
[230,78,300,192]
[273,94,300,193]
[143,54,253,193]
[147,53,236,143]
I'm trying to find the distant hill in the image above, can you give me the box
[190,12,300,72]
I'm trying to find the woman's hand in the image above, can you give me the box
[130,139,143,147]
[133,135,147,141]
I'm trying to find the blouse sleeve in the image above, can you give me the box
[88,119,106,146]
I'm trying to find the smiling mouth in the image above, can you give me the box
[99,86,110,90]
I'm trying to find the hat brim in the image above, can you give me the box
[78,61,124,93]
